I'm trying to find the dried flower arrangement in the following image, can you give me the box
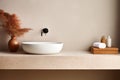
[0,9,31,52]
[0,9,31,37]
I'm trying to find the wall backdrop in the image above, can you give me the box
[0,0,118,51]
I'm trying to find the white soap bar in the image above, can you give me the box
[93,42,106,48]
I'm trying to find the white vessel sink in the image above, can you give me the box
[22,42,63,54]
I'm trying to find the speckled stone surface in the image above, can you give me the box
[0,51,120,69]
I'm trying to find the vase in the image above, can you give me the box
[8,36,19,52]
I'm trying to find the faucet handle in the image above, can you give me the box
[41,28,49,36]
[43,28,49,33]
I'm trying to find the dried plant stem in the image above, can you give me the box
[0,9,31,37]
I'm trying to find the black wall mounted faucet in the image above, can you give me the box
[41,28,49,36]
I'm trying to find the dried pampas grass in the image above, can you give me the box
[0,9,31,37]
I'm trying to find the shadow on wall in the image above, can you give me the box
[112,70,120,80]
[0,28,9,51]
[116,0,120,49]
[0,70,119,80]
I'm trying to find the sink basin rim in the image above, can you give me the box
[22,41,64,54]
[22,42,63,45]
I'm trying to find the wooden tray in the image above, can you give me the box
[91,47,119,54]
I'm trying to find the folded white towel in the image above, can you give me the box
[93,42,106,48]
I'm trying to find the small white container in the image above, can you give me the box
[107,36,112,47]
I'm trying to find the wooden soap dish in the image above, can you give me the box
[91,47,119,54]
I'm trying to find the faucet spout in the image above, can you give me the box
[41,28,49,36]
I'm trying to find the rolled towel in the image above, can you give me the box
[93,42,106,48]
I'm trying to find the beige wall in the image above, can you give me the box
[0,0,119,51]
